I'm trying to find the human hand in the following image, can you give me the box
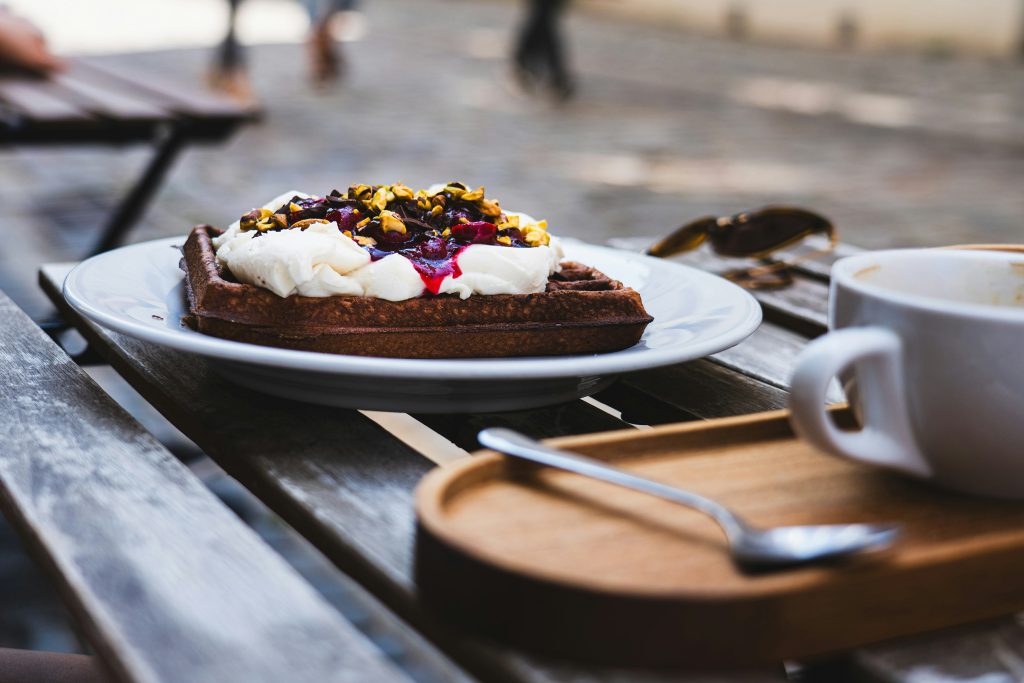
[0,10,64,73]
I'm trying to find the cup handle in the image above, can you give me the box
[789,327,931,477]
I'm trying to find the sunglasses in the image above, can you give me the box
[646,206,836,289]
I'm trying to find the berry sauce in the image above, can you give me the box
[367,236,470,294]
[243,184,538,296]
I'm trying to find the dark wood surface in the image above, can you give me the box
[0,291,419,683]
[40,265,784,683]
[35,237,1005,683]
[609,236,856,337]
[0,59,255,145]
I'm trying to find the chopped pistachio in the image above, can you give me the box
[379,210,407,234]
[370,187,390,212]
[497,235,512,245]
[391,183,414,200]
[444,183,466,198]
[291,218,329,230]
[462,186,485,201]
[522,221,551,246]
[349,184,372,199]
[429,205,443,216]
[288,202,303,213]
[478,199,502,217]
[496,214,520,230]
[524,231,550,246]
[356,217,372,228]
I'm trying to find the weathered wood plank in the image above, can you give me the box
[52,65,170,123]
[41,264,785,683]
[75,58,256,121]
[0,291,408,683]
[0,79,94,124]
[609,234,861,281]
[669,248,829,336]
[710,323,845,405]
[850,618,1024,683]
[711,322,811,391]
[608,237,831,336]
[618,360,790,420]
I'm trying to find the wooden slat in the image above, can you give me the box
[711,323,811,390]
[595,324,845,424]
[617,360,789,420]
[75,58,257,121]
[0,78,93,124]
[608,237,831,336]
[851,619,1024,683]
[711,323,845,404]
[610,234,861,281]
[51,65,171,123]
[662,249,829,336]
[0,291,409,683]
[770,234,863,280]
[40,264,784,683]
[0,58,256,144]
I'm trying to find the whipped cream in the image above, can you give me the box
[212,191,564,301]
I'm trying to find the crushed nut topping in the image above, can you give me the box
[235,182,553,258]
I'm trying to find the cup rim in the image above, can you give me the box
[831,248,1024,323]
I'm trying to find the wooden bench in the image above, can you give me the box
[0,59,257,257]
[20,241,1024,682]
[0,290,471,683]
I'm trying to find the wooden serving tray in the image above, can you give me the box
[414,410,1024,668]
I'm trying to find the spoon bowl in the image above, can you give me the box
[478,428,900,570]
[731,523,900,568]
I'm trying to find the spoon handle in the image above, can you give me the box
[477,428,746,536]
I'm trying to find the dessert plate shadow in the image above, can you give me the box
[63,238,761,413]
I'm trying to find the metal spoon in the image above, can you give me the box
[477,428,900,570]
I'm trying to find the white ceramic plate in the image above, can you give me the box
[63,237,761,412]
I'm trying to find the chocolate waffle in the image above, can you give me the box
[182,225,653,358]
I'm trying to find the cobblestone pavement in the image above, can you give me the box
[3,0,1024,320]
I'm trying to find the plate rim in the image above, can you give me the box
[63,237,762,381]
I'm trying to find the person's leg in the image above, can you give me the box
[209,0,255,103]
[0,649,111,683]
[306,0,355,85]
[217,0,243,72]
[513,0,548,89]
[537,0,574,99]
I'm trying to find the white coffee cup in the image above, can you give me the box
[789,248,1024,498]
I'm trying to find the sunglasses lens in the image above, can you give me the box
[710,209,831,256]
[647,217,716,258]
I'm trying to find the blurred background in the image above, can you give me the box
[1,0,1022,658]
[2,0,1023,323]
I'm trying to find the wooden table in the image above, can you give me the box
[14,240,1022,682]
[0,59,257,257]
